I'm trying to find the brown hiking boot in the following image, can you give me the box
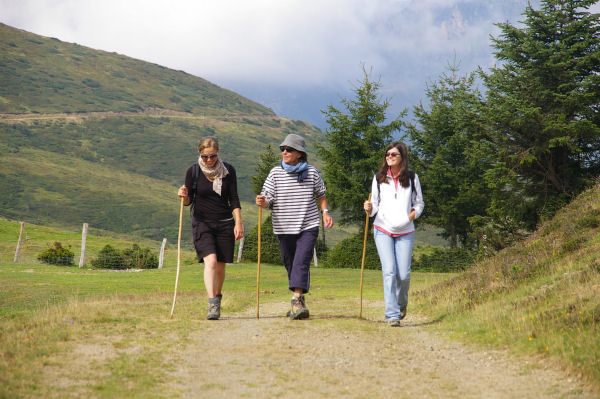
[207,294,222,320]
[289,294,309,320]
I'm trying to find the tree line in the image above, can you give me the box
[320,0,599,254]
[243,0,598,268]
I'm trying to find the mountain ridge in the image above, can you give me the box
[0,23,324,242]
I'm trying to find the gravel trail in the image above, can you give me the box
[170,302,594,398]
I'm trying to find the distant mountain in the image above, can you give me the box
[0,23,323,242]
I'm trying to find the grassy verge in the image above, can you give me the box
[413,183,600,387]
[0,260,451,398]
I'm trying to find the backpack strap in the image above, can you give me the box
[189,162,231,216]
[375,170,415,206]
[189,163,200,216]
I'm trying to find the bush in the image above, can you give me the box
[37,242,75,266]
[241,216,285,264]
[122,244,158,269]
[92,245,125,269]
[322,229,380,269]
[411,247,475,272]
[91,244,158,269]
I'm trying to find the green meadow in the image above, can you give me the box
[1,182,599,397]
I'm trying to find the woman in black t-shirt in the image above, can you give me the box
[177,136,243,320]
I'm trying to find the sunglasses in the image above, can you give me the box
[280,146,297,153]
[200,153,218,160]
[385,152,401,158]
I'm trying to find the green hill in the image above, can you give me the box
[414,181,600,385]
[0,23,323,242]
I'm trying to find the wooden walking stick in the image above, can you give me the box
[256,205,262,319]
[359,193,371,318]
[169,197,185,319]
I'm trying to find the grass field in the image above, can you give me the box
[0,257,453,398]
[1,181,599,397]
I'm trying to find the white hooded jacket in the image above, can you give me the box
[369,172,425,235]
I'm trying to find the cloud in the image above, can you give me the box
[0,0,536,90]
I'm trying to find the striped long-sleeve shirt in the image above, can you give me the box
[261,165,326,235]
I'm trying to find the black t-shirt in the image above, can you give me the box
[184,162,241,221]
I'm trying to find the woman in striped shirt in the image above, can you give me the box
[255,134,333,320]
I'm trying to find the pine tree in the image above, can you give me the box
[407,62,491,247]
[251,144,279,196]
[318,67,406,226]
[483,0,600,226]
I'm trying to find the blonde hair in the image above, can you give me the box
[198,136,219,153]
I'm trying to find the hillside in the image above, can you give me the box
[0,23,323,242]
[413,181,600,385]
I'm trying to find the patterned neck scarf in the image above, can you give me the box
[199,156,229,196]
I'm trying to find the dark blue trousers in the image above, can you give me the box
[277,227,319,293]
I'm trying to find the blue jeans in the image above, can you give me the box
[373,229,414,320]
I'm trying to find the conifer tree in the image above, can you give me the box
[483,0,600,227]
[318,67,405,226]
[407,63,490,247]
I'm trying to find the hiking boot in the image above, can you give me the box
[399,306,407,320]
[289,294,309,320]
[388,319,401,327]
[207,294,222,320]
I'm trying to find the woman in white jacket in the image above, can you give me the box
[364,142,424,326]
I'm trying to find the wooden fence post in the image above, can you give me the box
[313,247,318,267]
[159,238,167,269]
[79,223,88,268]
[13,222,25,262]
[236,236,245,263]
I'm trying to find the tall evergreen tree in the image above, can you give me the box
[407,63,491,247]
[251,144,279,196]
[483,0,600,227]
[318,67,405,226]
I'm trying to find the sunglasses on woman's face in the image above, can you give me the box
[280,146,297,153]
[385,152,401,158]
[200,153,218,160]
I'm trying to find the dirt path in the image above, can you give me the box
[0,109,278,124]
[169,302,593,399]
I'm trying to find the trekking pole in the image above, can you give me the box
[169,197,185,319]
[256,205,262,319]
[359,193,371,318]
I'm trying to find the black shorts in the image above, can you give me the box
[192,218,235,263]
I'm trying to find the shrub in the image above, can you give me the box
[92,245,125,269]
[91,244,158,269]
[241,215,283,264]
[37,242,75,266]
[322,229,380,269]
[122,244,158,269]
[81,78,100,88]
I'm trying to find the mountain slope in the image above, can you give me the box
[0,23,271,116]
[0,23,323,241]
[415,181,600,385]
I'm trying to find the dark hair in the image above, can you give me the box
[377,142,410,187]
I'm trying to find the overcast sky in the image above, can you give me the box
[2,0,597,128]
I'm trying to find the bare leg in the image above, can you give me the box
[203,253,226,298]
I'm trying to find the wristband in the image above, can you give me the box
[322,209,329,214]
